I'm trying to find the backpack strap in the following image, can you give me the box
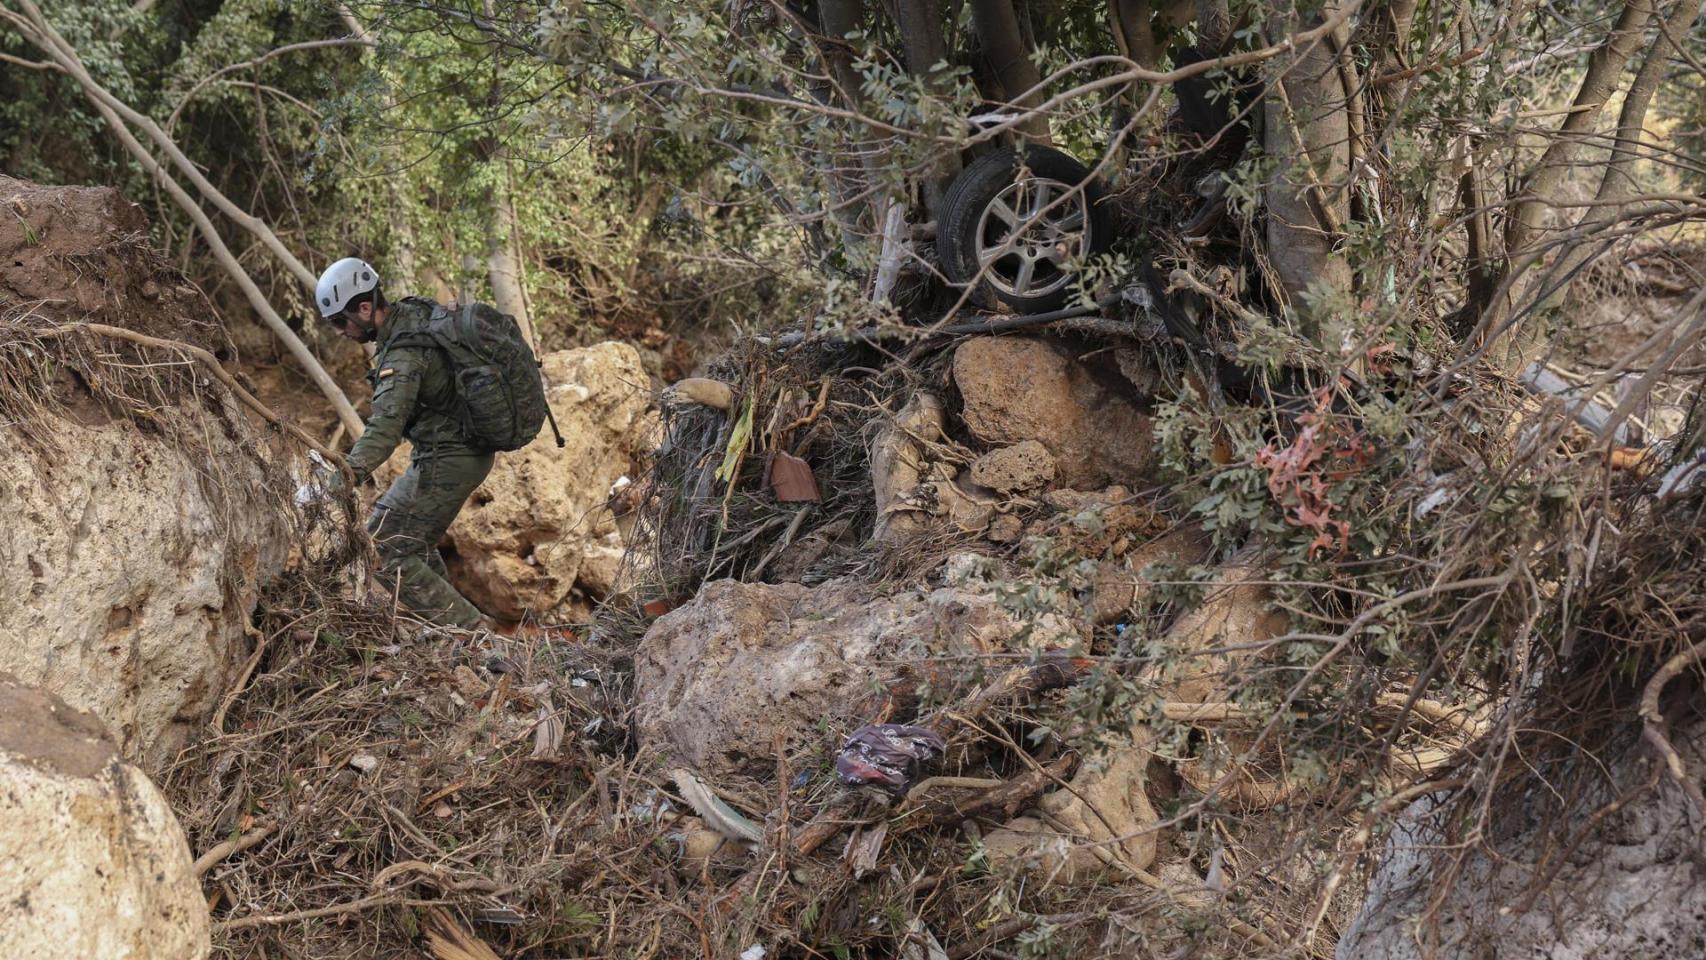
[456,301,482,350]
[375,302,472,435]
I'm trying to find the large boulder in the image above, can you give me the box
[634,572,1082,778]
[1,176,286,766]
[0,675,210,959]
[1,423,280,764]
[952,337,1156,488]
[438,342,655,621]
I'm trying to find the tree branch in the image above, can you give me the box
[4,3,363,436]
[166,37,372,134]
[16,0,319,293]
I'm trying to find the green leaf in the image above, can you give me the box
[715,393,755,483]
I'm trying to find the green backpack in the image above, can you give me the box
[391,300,560,452]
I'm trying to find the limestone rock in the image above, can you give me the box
[439,342,653,620]
[953,337,1156,488]
[1091,526,1215,624]
[987,549,1286,884]
[0,176,286,766]
[925,467,999,534]
[0,676,210,959]
[1044,485,1131,514]
[969,440,1057,493]
[634,577,1081,778]
[987,513,1025,543]
[983,726,1160,882]
[1,388,283,769]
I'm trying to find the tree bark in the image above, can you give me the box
[1196,0,1233,52]
[388,184,419,291]
[1479,0,1659,367]
[1262,3,1353,338]
[970,0,1050,141]
[892,0,961,220]
[815,0,879,256]
[1371,0,1420,80]
[485,166,535,348]
[1111,0,1158,69]
[1501,0,1659,261]
[1538,0,1702,307]
[818,0,867,111]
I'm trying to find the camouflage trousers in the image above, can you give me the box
[367,451,494,629]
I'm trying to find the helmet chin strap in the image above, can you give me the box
[335,313,377,343]
[344,307,380,342]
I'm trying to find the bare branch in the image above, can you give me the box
[2,8,363,436]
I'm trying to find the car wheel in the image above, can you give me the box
[936,145,1112,313]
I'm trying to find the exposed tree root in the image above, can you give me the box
[193,825,277,876]
[28,323,346,466]
[1638,640,1706,826]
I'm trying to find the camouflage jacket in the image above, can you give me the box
[344,297,480,483]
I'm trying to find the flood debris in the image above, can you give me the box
[834,724,947,797]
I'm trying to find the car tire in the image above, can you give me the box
[936,145,1113,312]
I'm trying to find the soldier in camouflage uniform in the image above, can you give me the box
[306,257,492,630]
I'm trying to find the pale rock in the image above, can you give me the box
[969,440,1057,493]
[870,392,946,543]
[953,337,1156,488]
[983,727,1160,883]
[987,513,1025,543]
[0,416,283,767]
[634,577,1082,778]
[1044,485,1132,514]
[1091,526,1214,624]
[987,549,1285,883]
[924,471,999,534]
[403,342,652,620]
[0,676,209,959]
[575,530,629,599]
[0,174,285,768]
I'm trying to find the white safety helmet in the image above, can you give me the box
[314,257,380,318]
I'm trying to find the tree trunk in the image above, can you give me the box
[970,0,1050,142]
[1538,0,1702,309]
[1479,0,1659,367]
[1370,0,1420,81]
[1262,3,1352,341]
[818,0,867,108]
[815,0,878,258]
[485,168,535,349]
[1501,0,1658,261]
[1110,0,1158,68]
[1196,0,1233,52]
[388,184,419,292]
[892,0,961,221]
